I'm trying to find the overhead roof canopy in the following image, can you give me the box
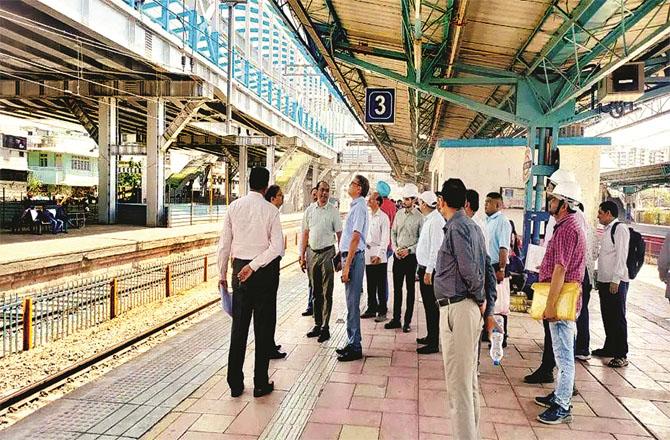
[277,0,670,183]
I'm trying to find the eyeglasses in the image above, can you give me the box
[350,181,361,187]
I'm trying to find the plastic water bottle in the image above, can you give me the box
[489,315,505,366]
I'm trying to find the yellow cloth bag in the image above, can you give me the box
[529,282,581,321]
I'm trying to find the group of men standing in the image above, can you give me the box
[216,165,636,440]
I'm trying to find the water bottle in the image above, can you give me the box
[489,315,505,366]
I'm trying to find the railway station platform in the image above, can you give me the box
[2,263,670,440]
[0,213,306,291]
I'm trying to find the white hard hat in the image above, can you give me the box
[402,184,419,199]
[548,169,576,185]
[549,181,582,205]
[418,191,437,208]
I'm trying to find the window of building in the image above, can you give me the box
[39,153,48,167]
[71,156,91,171]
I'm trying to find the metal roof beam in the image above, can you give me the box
[551,19,670,113]
[429,77,517,85]
[332,42,408,62]
[335,52,525,126]
[277,0,404,179]
[524,0,605,74]
[454,63,521,78]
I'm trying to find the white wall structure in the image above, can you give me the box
[430,145,601,235]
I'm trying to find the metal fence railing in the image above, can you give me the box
[0,253,217,359]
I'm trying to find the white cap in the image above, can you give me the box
[549,169,576,185]
[402,184,419,199]
[549,181,582,205]
[418,191,437,208]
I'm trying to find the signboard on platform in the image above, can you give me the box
[365,88,395,124]
[500,186,525,209]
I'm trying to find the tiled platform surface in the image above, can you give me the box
[3,263,670,440]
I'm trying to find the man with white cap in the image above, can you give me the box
[534,180,586,425]
[415,190,445,354]
[386,184,424,333]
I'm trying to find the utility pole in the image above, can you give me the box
[224,0,247,135]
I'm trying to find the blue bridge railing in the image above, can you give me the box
[122,0,334,147]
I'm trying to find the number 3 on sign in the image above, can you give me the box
[365,88,395,124]
[374,95,386,116]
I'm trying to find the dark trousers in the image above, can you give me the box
[227,258,273,389]
[417,266,439,347]
[575,275,592,356]
[269,257,281,351]
[365,263,388,314]
[598,280,629,358]
[538,270,592,372]
[392,254,417,326]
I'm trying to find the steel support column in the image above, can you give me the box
[267,145,276,184]
[238,145,248,197]
[147,99,166,227]
[98,97,117,224]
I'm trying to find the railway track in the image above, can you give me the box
[0,257,298,417]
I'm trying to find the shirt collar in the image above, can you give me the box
[487,211,502,222]
[604,218,619,230]
[249,191,264,200]
[350,196,365,208]
[555,213,574,227]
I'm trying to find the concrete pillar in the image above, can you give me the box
[140,156,147,203]
[312,164,319,188]
[266,145,275,185]
[238,144,248,197]
[98,97,117,224]
[146,99,166,227]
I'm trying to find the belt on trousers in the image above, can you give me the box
[418,265,427,271]
[311,245,335,254]
[437,296,468,307]
[341,250,363,257]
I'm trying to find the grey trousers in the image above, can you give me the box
[307,246,336,329]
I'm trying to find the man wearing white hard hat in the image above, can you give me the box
[386,183,424,333]
[525,168,598,385]
[415,190,445,354]
[534,180,586,425]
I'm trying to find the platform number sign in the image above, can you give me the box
[365,88,395,124]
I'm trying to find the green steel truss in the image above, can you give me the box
[275,0,670,180]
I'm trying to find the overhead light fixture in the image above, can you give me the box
[418,133,428,140]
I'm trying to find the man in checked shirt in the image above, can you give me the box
[533,180,586,425]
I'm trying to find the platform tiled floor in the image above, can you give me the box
[3,263,670,440]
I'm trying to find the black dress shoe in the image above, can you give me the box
[317,328,331,342]
[269,350,287,359]
[361,310,376,319]
[417,345,439,354]
[591,348,613,358]
[384,320,401,329]
[416,336,429,344]
[523,369,554,384]
[402,324,411,333]
[230,385,244,398]
[302,309,313,316]
[336,344,352,355]
[253,381,274,398]
[306,326,321,338]
[337,350,363,362]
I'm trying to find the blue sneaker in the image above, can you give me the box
[534,392,555,408]
[537,404,572,424]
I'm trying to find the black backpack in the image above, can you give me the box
[610,222,645,280]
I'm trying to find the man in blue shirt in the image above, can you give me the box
[336,174,370,362]
[485,192,512,347]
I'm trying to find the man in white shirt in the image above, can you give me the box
[363,193,390,322]
[594,200,630,368]
[415,191,445,354]
[217,167,283,398]
[264,185,287,360]
[300,181,342,343]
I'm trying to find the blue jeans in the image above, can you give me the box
[343,251,365,352]
[549,320,576,411]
